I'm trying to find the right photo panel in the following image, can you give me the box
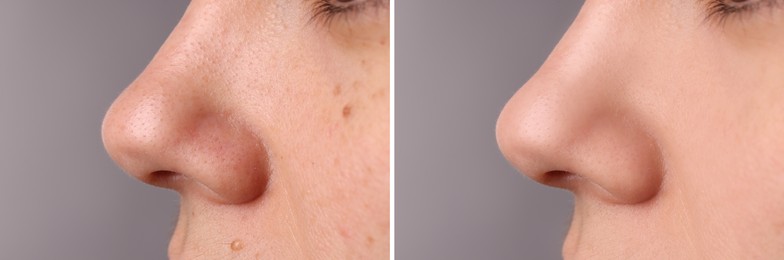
[397,0,784,259]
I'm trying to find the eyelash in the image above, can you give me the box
[310,0,384,25]
[706,0,778,23]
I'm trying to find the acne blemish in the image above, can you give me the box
[333,84,342,96]
[339,227,351,239]
[342,105,352,118]
[372,88,387,99]
[231,240,244,252]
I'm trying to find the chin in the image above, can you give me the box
[561,229,581,260]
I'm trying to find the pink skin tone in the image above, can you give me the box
[101,0,389,259]
[497,1,784,259]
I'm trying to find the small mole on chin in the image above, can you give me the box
[231,240,244,252]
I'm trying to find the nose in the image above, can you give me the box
[495,3,663,204]
[101,29,269,205]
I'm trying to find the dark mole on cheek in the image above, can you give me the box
[342,105,352,119]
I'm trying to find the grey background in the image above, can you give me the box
[1,1,188,259]
[396,1,583,259]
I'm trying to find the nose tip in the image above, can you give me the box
[101,78,269,204]
[101,91,169,183]
[496,87,566,184]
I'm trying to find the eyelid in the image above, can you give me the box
[704,0,778,23]
[309,0,387,26]
[724,0,756,7]
[329,0,368,8]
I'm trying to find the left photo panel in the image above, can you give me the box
[0,0,390,259]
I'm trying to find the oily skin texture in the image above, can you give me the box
[497,1,784,259]
[101,0,389,259]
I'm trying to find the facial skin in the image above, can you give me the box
[101,0,389,259]
[497,0,784,259]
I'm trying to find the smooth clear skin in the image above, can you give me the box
[101,0,389,259]
[497,1,784,259]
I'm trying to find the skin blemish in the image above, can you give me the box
[342,105,352,118]
[333,84,342,96]
[231,240,244,252]
[371,88,387,99]
[339,227,351,239]
[379,37,386,46]
[360,59,372,71]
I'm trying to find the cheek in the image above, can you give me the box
[640,24,784,253]
[229,40,388,250]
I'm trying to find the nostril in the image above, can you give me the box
[540,170,618,202]
[151,170,178,179]
[540,170,582,190]
[147,170,190,190]
[145,170,228,202]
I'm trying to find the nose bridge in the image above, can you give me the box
[148,2,251,83]
[542,0,639,84]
